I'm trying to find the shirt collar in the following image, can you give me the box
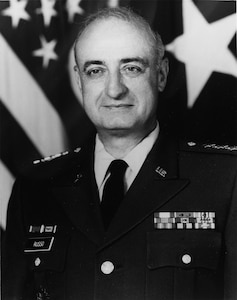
[94,135,114,190]
[123,123,159,176]
[94,123,159,189]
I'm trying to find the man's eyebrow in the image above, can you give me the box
[120,57,149,66]
[83,58,149,71]
[83,60,105,71]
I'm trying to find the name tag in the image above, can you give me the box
[24,237,54,252]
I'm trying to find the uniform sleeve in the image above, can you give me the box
[2,179,35,300]
[224,171,237,300]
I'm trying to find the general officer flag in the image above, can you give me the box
[0,0,236,229]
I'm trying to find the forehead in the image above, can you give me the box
[76,18,154,64]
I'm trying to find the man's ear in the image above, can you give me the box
[73,65,83,104]
[158,58,169,92]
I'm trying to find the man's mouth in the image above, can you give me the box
[103,104,133,109]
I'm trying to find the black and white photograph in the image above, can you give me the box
[1,0,237,299]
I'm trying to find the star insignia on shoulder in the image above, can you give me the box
[203,143,237,152]
[33,147,81,164]
[183,141,237,154]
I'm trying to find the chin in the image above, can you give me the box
[102,116,133,128]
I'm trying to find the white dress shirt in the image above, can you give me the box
[94,123,159,200]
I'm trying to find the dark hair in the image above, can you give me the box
[74,7,165,66]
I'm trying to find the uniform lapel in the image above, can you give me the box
[102,134,189,247]
[52,133,189,248]
[52,139,104,246]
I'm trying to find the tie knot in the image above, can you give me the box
[108,159,128,176]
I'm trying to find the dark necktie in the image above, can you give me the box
[101,159,128,229]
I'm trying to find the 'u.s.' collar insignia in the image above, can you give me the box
[24,224,57,253]
[73,173,83,184]
[155,166,167,178]
[154,212,215,229]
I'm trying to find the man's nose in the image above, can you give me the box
[105,72,128,99]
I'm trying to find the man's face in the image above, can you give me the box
[75,18,168,137]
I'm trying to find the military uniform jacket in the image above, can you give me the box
[2,134,237,300]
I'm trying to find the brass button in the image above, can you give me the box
[34,257,41,267]
[101,261,114,274]
[182,254,192,264]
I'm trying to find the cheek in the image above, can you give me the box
[135,87,158,117]
[128,70,157,92]
[130,78,157,104]
[81,80,103,103]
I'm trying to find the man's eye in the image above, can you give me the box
[86,68,105,78]
[122,66,143,76]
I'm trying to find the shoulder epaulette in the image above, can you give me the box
[180,141,237,155]
[33,147,81,165]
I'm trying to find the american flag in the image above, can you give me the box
[0,0,236,229]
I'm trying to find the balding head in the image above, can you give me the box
[74,7,165,68]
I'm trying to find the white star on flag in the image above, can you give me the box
[66,0,84,23]
[33,36,58,68]
[36,0,57,27]
[1,0,30,28]
[166,0,237,107]
[107,0,120,8]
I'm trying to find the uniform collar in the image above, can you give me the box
[94,123,159,190]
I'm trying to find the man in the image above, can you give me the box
[2,7,237,300]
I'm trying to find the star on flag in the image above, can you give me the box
[36,0,57,27]
[1,0,30,28]
[32,36,58,68]
[166,0,237,107]
[66,0,84,23]
[107,0,120,8]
